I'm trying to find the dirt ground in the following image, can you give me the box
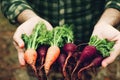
[0,4,120,80]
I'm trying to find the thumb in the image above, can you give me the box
[13,28,25,48]
[13,41,26,66]
[102,39,120,67]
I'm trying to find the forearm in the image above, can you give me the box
[97,8,120,27]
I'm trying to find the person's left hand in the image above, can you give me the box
[92,22,120,67]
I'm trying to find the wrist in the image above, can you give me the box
[18,15,53,30]
[97,8,120,27]
[17,9,53,30]
[17,9,39,23]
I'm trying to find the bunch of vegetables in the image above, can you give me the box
[22,22,75,78]
[71,36,115,79]
[22,22,46,73]
[22,22,115,80]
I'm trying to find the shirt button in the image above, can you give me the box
[59,19,65,25]
[60,9,65,15]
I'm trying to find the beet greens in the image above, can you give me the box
[89,35,115,57]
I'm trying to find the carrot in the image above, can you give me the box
[22,22,48,74]
[44,25,74,75]
[24,48,37,72]
[44,46,60,74]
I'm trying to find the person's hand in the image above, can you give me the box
[13,16,53,66]
[92,22,120,67]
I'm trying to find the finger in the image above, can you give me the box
[18,51,26,66]
[13,41,26,66]
[102,55,116,68]
[45,22,53,30]
[41,19,53,30]
[13,28,24,48]
[102,38,120,67]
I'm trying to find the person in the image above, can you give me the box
[1,0,120,78]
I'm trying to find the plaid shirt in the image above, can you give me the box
[1,0,120,42]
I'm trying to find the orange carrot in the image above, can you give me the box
[44,46,60,74]
[24,48,37,72]
[43,25,74,75]
[22,22,47,73]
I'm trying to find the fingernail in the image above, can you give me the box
[20,59,26,66]
[20,64,26,67]
[19,43,24,48]
[102,62,108,68]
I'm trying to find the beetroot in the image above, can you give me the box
[72,35,115,78]
[37,45,48,65]
[78,55,103,79]
[58,53,66,68]
[62,43,77,78]
[71,45,97,76]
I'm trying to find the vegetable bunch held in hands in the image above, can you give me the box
[21,21,115,79]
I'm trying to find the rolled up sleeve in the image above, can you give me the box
[105,0,120,11]
[1,0,33,24]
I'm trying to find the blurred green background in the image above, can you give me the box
[0,2,120,80]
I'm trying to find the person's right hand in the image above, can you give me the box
[13,16,53,66]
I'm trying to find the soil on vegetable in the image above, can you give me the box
[0,5,120,80]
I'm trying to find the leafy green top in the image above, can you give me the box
[49,25,74,47]
[89,35,115,57]
[22,22,74,50]
[22,22,49,50]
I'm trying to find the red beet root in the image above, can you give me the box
[62,43,77,78]
[71,45,97,76]
[78,55,103,79]
[58,53,66,68]
[37,45,48,65]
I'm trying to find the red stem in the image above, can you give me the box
[71,60,81,77]
[62,52,72,78]
[78,63,93,79]
[41,57,44,65]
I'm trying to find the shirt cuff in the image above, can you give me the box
[105,0,120,11]
[7,3,33,24]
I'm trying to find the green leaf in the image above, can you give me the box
[21,34,29,49]
[21,21,48,50]
[49,25,74,47]
[89,35,115,57]
[22,22,74,50]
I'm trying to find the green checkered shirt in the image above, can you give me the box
[1,0,120,43]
